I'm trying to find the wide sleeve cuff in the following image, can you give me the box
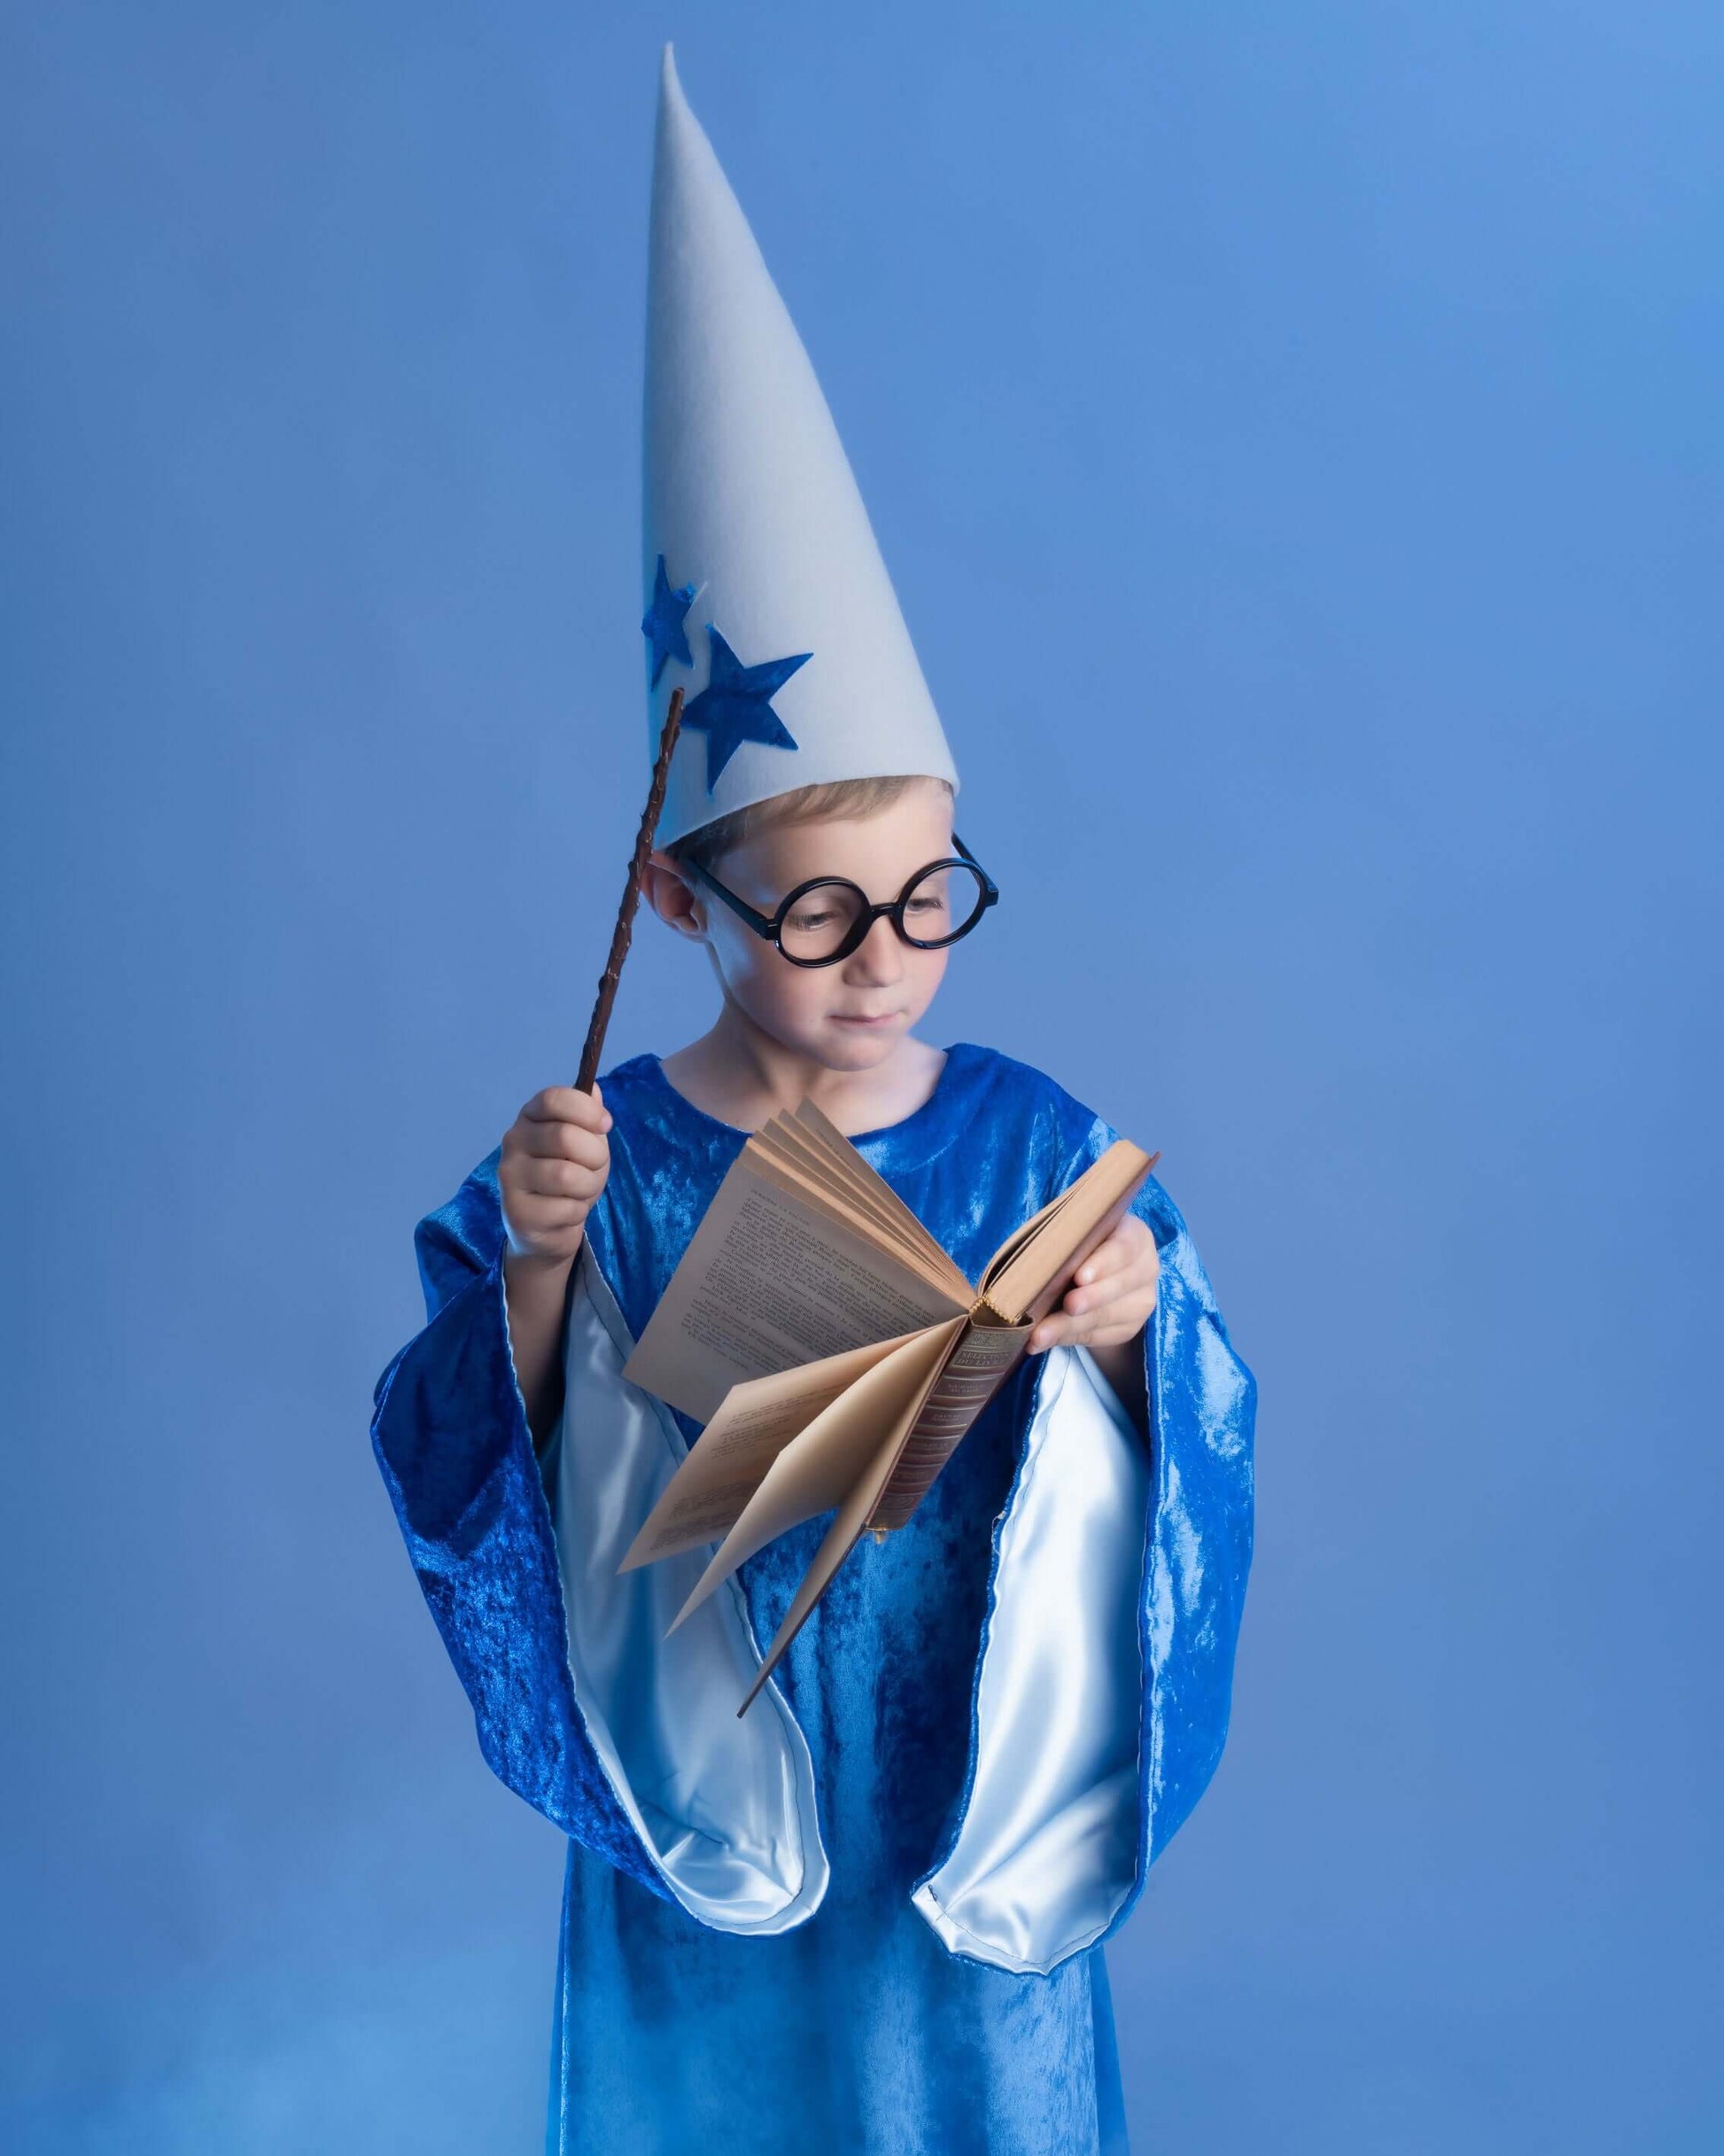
[912,1343,1150,1973]
[546,1249,828,1934]
[1136,1227,1256,1866]
[912,1193,1255,1975]
[372,1240,830,1933]
[370,1246,663,1892]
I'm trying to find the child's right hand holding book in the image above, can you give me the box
[500,1086,612,1439]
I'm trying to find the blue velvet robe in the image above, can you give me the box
[371,1044,1254,2154]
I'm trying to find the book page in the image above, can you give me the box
[734,1316,967,1714]
[617,1333,919,1570]
[754,1120,954,1285]
[973,1185,1068,1286]
[742,1142,959,1297]
[981,1140,1156,1324]
[789,1101,965,1288]
[671,1318,965,1635]
[623,1159,970,1424]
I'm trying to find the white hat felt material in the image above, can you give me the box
[642,47,958,848]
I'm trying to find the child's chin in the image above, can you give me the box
[815,1020,904,1070]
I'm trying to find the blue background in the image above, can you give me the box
[4,4,1720,2149]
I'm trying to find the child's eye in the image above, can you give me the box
[905,894,946,917]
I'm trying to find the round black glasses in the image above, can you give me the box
[684,835,999,969]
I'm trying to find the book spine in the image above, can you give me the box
[869,1320,1029,1530]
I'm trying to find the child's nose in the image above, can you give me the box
[841,913,905,982]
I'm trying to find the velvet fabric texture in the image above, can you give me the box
[371,1045,1255,2154]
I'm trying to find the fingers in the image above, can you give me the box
[1075,1216,1153,1283]
[511,1155,608,1200]
[1029,1299,1151,1354]
[521,1085,612,1133]
[501,1171,600,1265]
[508,1117,611,1170]
[1060,1222,1157,1317]
[1028,1219,1159,1354]
[1071,1231,1134,1292]
[507,1086,612,1168]
[501,1084,612,1265]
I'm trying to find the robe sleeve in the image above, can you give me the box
[369,1155,666,1895]
[370,1158,828,1931]
[1130,1169,1257,1868]
[911,1116,1255,1973]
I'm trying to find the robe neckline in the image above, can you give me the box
[628,1041,989,1172]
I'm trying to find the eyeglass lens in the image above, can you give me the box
[778,862,990,963]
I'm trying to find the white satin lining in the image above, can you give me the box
[912,1346,1148,1974]
[547,1249,828,1933]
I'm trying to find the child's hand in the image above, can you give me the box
[500,1086,613,1270]
[1028,1215,1159,1357]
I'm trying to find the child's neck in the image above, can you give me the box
[660,1003,947,1137]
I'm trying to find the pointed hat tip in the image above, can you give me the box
[655,42,702,159]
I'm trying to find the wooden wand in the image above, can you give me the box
[575,687,686,1094]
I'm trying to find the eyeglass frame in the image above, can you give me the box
[680,833,999,969]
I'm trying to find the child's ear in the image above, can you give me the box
[642,852,708,942]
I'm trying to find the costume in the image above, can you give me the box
[370,51,1254,2153]
[374,1049,1252,2152]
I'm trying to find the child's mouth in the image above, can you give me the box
[830,1011,899,1028]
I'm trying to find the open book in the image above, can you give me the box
[619,1100,1156,1712]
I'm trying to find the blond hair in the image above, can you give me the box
[667,775,953,873]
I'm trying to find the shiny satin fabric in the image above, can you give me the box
[371,1044,1255,2155]
[913,1344,1151,1973]
[551,1248,827,1929]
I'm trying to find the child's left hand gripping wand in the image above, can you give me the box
[575,689,686,1094]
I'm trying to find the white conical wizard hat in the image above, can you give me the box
[642,47,958,848]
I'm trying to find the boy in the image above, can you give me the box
[372,52,1254,2156]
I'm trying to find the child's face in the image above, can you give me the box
[682,781,958,1072]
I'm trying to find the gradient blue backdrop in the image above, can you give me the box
[4,4,1720,2150]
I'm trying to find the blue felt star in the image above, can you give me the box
[641,555,696,687]
[681,627,811,791]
